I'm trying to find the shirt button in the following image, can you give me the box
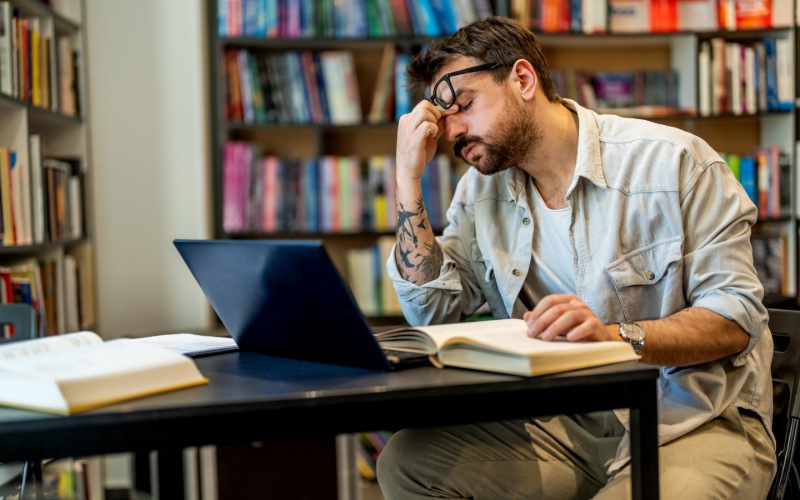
[512,269,521,277]
[645,271,655,280]
[522,217,530,226]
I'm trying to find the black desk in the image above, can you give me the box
[0,352,660,499]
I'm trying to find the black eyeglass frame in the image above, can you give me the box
[427,62,505,109]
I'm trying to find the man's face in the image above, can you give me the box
[431,60,541,176]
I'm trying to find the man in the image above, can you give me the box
[377,16,776,499]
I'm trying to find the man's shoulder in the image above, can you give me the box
[453,167,522,205]
[597,112,716,158]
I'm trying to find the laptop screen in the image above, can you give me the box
[174,239,394,371]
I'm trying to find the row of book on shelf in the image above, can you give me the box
[223,141,467,233]
[224,46,411,125]
[698,36,793,118]
[226,40,791,124]
[0,1,80,115]
[0,244,95,338]
[218,0,494,38]
[552,68,679,114]
[218,0,791,38]
[222,140,788,233]
[225,45,685,127]
[722,145,790,221]
[513,0,790,33]
[0,136,85,248]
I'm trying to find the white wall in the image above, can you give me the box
[84,0,212,338]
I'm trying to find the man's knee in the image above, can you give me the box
[376,430,425,480]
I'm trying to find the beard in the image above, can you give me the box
[454,94,541,176]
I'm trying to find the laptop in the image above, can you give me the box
[173,239,429,371]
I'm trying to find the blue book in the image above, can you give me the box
[429,0,459,33]
[763,38,779,112]
[738,155,757,207]
[303,158,319,231]
[253,0,267,36]
[243,0,259,35]
[352,0,369,37]
[299,0,316,37]
[570,0,582,32]
[265,0,279,37]
[218,0,228,35]
[394,52,411,120]
[312,52,331,123]
[412,0,442,36]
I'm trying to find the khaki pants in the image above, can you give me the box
[376,406,776,499]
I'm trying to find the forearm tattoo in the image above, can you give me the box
[396,197,443,282]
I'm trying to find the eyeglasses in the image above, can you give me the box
[427,62,505,109]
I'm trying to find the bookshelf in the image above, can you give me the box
[208,0,798,330]
[0,0,95,337]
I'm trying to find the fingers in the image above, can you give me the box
[523,294,609,342]
[396,101,459,178]
[401,100,458,132]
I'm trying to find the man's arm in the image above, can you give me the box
[523,295,750,367]
[394,100,458,285]
[611,307,749,366]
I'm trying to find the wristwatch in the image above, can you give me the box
[619,322,645,355]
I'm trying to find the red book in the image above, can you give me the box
[650,0,677,31]
[225,50,243,122]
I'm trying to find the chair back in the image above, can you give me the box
[767,308,800,500]
[0,303,38,343]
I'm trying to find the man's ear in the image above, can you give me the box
[511,59,538,101]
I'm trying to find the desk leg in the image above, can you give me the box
[155,450,185,499]
[630,378,659,500]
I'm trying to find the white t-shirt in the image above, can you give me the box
[517,177,576,313]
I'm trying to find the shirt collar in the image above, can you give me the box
[562,98,608,190]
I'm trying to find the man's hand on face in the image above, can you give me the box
[395,100,459,185]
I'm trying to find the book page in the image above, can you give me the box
[441,330,628,356]
[0,331,102,361]
[374,319,526,353]
[129,333,238,356]
[0,340,192,378]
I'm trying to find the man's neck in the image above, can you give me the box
[523,102,579,210]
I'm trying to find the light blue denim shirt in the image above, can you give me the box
[387,99,774,470]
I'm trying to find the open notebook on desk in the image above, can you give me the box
[173,239,429,372]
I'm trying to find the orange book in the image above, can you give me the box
[650,0,677,31]
[736,0,771,29]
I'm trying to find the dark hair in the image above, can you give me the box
[406,16,559,103]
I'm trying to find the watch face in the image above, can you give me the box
[623,323,645,342]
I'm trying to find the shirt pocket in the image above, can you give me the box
[605,236,686,320]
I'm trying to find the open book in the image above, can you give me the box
[374,319,640,376]
[0,331,208,415]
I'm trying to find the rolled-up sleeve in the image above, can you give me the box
[681,160,768,365]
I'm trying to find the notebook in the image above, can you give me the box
[173,239,429,371]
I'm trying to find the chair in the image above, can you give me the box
[767,308,800,500]
[0,303,42,500]
[0,303,38,343]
